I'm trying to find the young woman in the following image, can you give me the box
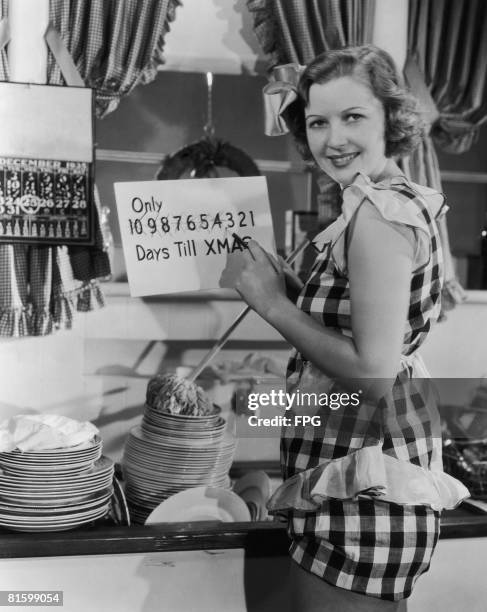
[220,45,468,610]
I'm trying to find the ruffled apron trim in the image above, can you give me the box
[267,444,470,513]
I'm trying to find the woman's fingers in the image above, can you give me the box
[246,240,281,274]
[219,249,248,288]
[230,241,303,293]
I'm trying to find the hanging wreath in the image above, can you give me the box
[156,137,260,180]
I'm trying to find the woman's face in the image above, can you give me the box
[305,75,387,185]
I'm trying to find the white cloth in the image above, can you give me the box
[267,443,470,513]
[0,414,99,452]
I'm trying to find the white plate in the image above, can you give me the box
[2,435,101,456]
[145,486,251,524]
[0,506,109,532]
[0,454,110,474]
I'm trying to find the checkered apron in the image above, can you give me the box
[279,176,447,601]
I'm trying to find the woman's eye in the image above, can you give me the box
[307,119,327,129]
[344,113,363,123]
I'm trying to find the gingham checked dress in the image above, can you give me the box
[266,173,469,601]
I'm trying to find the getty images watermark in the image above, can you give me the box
[233,377,482,439]
[245,388,363,428]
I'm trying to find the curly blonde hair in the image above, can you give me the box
[283,45,424,161]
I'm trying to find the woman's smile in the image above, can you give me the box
[327,151,360,167]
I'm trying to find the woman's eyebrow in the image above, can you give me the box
[305,106,367,119]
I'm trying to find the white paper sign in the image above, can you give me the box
[114,176,276,297]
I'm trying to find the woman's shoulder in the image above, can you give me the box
[312,172,446,274]
[342,172,447,224]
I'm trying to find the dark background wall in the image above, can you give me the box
[437,140,487,288]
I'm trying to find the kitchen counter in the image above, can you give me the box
[1,503,487,560]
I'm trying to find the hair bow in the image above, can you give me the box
[263,63,305,136]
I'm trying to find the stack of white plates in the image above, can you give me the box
[0,436,114,532]
[122,407,236,524]
[141,405,227,445]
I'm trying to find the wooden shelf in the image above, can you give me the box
[1,505,486,560]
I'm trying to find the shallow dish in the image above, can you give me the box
[145,486,250,524]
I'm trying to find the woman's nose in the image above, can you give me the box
[326,122,347,149]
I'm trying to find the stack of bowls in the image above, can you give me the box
[122,404,236,523]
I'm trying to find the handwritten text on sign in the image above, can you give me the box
[113,176,276,296]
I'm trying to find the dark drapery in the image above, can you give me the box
[400,0,486,309]
[408,0,487,154]
[247,0,375,66]
[0,0,181,336]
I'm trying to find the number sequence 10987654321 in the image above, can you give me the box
[127,211,256,236]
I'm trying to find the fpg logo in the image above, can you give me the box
[294,415,322,426]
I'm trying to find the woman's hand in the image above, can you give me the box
[278,255,305,303]
[219,240,289,318]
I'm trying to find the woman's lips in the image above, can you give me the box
[326,152,360,168]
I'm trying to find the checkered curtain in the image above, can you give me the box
[0,0,180,336]
[48,0,181,118]
[246,0,376,66]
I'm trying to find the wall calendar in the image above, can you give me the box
[0,157,93,244]
[0,81,94,246]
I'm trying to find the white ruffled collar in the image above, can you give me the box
[311,172,446,254]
